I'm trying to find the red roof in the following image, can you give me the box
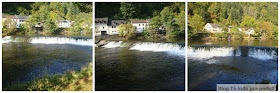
[132,20,148,23]
[2,15,17,19]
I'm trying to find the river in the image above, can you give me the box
[2,36,93,88]
[188,39,278,91]
[95,41,185,90]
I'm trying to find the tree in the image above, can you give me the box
[120,2,135,20]
[117,23,136,39]
[240,16,256,29]
[261,21,274,38]
[43,18,58,34]
[230,26,244,39]
[160,6,178,37]
[149,16,162,31]
[2,18,17,35]
[188,14,205,39]
[176,4,185,33]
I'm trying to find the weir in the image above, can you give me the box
[188,45,278,60]
[101,41,185,56]
[2,36,93,46]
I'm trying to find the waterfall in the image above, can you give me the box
[2,36,93,46]
[187,47,240,60]
[188,46,277,60]
[248,48,277,60]
[102,41,185,56]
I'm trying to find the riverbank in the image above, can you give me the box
[3,63,92,91]
[95,35,185,44]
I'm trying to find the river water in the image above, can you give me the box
[188,45,278,90]
[2,36,92,87]
[95,41,185,90]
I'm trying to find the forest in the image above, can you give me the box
[2,2,92,36]
[95,2,185,38]
[188,2,278,40]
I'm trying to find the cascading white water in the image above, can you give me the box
[188,46,277,60]
[102,41,185,56]
[248,48,277,60]
[102,41,123,48]
[187,47,240,60]
[2,36,93,46]
[2,36,13,43]
[130,42,185,56]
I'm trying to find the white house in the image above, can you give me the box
[204,23,222,33]
[239,28,255,35]
[109,20,127,35]
[95,17,109,36]
[2,15,29,28]
[15,15,29,28]
[58,20,74,28]
[131,19,150,33]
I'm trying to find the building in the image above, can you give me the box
[95,18,127,36]
[204,23,222,33]
[95,18,109,36]
[109,20,127,34]
[2,15,29,28]
[94,17,152,36]
[131,19,150,33]
[58,20,74,28]
[240,28,255,35]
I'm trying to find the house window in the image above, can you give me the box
[143,24,144,26]
[139,24,140,26]
[114,26,116,28]
[103,27,105,29]
[143,27,144,29]
[112,26,113,28]
[20,20,24,22]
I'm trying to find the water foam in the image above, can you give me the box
[188,46,277,60]
[2,36,92,46]
[187,47,239,60]
[102,41,185,56]
[247,48,277,60]
[130,42,185,56]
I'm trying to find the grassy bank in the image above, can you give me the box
[3,63,92,91]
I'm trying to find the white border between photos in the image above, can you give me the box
[0,0,279,93]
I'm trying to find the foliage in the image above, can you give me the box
[3,2,92,35]
[230,26,244,39]
[117,23,136,39]
[2,18,17,36]
[119,2,135,20]
[240,16,256,29]
[188,2,278,40]
[261,21,274,38]
[3,63,92,91]
[95,2,172,20]
[188,14,205,39]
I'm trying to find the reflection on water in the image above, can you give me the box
[95,41,185,90]
[2,36,92,87]
[188,45,278,91]
[188,39,278,47]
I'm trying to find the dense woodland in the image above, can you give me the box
[188,2,278,40]
[2,2,92,35]
[96,2,185,38]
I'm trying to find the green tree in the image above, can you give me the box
[160,6,178,37]
[117,23,136,39]
[188,14,205,39]
[120,2,135,20]
[230,26,244,39]
[2,18,17,35]
[240,16,256,29]
[176,4,185,33]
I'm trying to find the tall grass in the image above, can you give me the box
[4,63,92,91]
